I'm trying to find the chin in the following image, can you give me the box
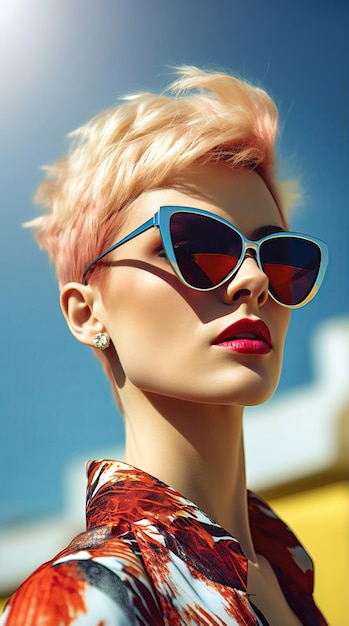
[210,371,281,407]
[186,382,278,407]
[245,383,280,406]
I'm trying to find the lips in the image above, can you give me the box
[213,318,272,354]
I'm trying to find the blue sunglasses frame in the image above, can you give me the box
[82,205,328,308]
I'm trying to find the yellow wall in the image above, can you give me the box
[270,481,349,626]
[0,599,6,614]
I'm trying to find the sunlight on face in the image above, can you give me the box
[99,165,290,408]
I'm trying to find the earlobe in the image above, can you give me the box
[60,282,105,347]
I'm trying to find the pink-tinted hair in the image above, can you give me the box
[28,66,298,289]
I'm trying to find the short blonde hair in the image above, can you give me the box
[29,65,297,288]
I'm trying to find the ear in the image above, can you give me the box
[60,282,105,347]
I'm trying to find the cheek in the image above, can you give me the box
[279,308,291,342]
[103,269,198,373]
[268,299,290,338]
[273,306,290,372]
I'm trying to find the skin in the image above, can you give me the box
[61,165,300,624]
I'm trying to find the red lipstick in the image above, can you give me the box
[213,318,272,354]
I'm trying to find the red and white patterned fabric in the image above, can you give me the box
[1,460,327,625]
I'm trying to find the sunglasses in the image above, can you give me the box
[82,206,328,308]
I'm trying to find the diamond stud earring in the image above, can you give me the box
[93,332,110,350]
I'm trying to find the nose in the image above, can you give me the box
[221,255,269,306]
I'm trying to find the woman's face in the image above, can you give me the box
[97,165,290,407]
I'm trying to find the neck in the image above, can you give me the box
[122,388,257,561]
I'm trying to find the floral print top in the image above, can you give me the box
[1,460,327,625]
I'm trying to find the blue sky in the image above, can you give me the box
[0,0,348,525]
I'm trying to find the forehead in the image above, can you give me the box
[122,165,284,238]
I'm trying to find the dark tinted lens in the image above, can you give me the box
[260,237,321,305]
[169,212,243,288]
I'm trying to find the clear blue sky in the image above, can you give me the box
[0,0,348,525]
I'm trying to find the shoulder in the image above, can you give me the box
[0,528,162,626]
[248,491,328,625]
[248,490,314,576]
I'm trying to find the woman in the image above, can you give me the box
[1,67,328,625]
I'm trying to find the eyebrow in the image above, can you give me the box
[251,224,286,240]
